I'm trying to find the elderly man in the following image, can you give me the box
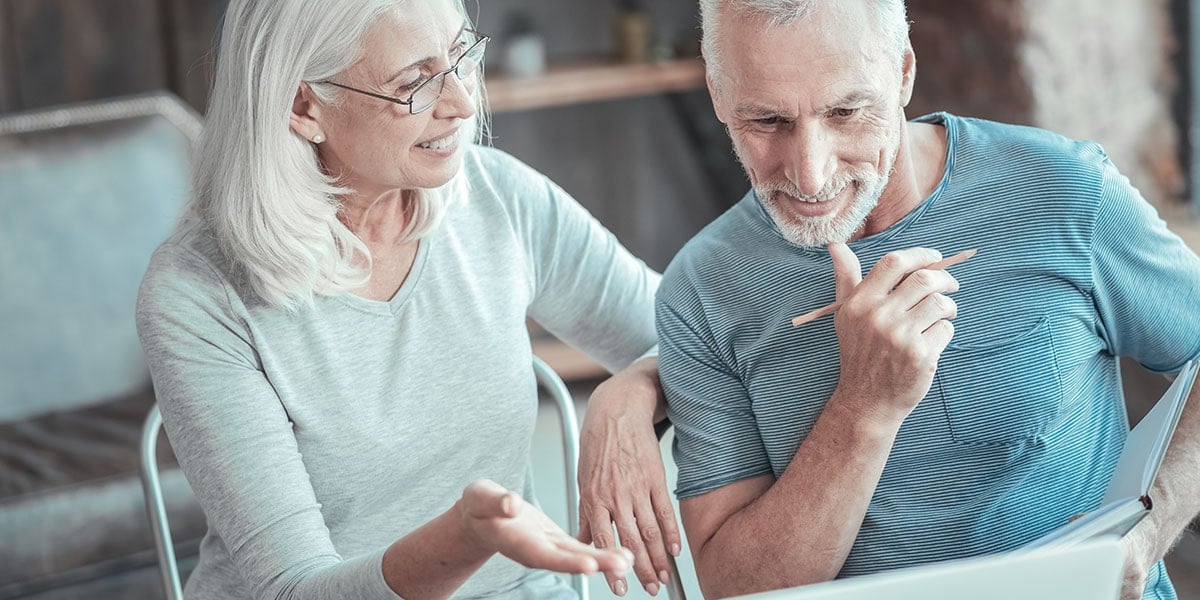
[656,1,1200,599]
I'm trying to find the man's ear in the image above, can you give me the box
[706,72,728,124]
[700,43,730,124]
[289,83,325,142]
[899,43,916,108]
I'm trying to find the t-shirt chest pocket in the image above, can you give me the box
[935,316,1065,445]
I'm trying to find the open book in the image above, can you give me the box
[1022,359,1200,550]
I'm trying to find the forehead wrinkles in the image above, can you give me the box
[353,4,458,84]
[721,30,895,115]
[726,58,876,119]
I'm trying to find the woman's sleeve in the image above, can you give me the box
[135,245,399,600]
[515,169,660,373]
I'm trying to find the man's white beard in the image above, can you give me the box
[743,131,900,248]
[757,171,886,247]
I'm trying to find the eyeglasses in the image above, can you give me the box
[319,29,489,115]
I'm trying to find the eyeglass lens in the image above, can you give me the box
[411,39,486,113]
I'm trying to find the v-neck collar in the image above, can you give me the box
[336,236,432,317]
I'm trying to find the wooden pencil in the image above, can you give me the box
[790,249,979,328]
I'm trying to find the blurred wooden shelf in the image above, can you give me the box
[531,337,608,382]
[486,58,706,114]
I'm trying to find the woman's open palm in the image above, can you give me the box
[460,480,632,578]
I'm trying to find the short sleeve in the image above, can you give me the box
[1090,157,1200,373]
[657,294,771,499]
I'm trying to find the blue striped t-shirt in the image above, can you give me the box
[657,113,1200,598]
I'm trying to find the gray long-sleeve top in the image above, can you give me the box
[135,146,659,599]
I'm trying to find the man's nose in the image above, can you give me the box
[785,126,837,197]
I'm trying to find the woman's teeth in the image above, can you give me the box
[419,133,455,150]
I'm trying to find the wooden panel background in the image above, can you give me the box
[0,0,15,112]
[164,0,227,110]
[0,0,697,115]
[0,0,227,113]
[6,0,168,109]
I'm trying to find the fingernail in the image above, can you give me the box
[647,583,660,597]
[615,579,628,596]
[659,570,670,584]
[670,543,681,556]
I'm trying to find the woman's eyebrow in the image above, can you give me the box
[382,23,468,83]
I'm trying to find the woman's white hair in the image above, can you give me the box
[192,0,485,310]
[699,0,909,87]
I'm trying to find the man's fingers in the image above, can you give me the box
[828,242,863,301]
[577,515,593,544]
[633,497,672,587]
[586,507,628,596]
[922,318,955,350]
[615,511,658,595]
[891,268,960,312]
[859,247,944,297]
[908,292,958,331]
[585,506,615,549]
[652,486,682,557]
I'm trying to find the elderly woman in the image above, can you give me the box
[135,0,680,598]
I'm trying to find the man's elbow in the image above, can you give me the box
[693,543,840,599]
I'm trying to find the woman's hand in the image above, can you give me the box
[578,357,682,597]
[459,479,632,578]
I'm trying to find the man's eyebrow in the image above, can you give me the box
[734,105,788,119]
[383,23,468,83]
[815,90,876,113]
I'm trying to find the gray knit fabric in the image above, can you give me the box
[136,146,659,599]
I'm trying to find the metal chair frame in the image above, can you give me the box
[139,357,592,600]
[139,406,185,600]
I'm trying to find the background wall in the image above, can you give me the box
[0,0,1193,260]
[907,0,1188,223]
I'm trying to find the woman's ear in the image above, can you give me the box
[289,83,325,143]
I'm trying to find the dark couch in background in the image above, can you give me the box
[0,94,207,599]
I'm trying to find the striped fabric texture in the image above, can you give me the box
[657,113,1200,599]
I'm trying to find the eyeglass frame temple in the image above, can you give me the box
[315,30,490,114]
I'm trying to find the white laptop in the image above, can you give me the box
[729,538,1124,600]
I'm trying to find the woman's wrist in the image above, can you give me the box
[596,356,664,421]
[629,356,667,422]
[453,497,497,560]
[380,498,496,597]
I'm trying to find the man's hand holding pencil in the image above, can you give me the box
[814,244,973,422]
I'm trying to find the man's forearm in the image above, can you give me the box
[692,396,903,598]
[1141,381,1200,559]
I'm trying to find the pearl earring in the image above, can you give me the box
[313,134,325,144]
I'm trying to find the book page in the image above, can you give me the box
[1021,499,1146,550]
[1021,359,1198,551]
[1102,360,1199,504]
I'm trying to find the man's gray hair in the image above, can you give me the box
[193,0,483,310]
[699,0,910,83]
